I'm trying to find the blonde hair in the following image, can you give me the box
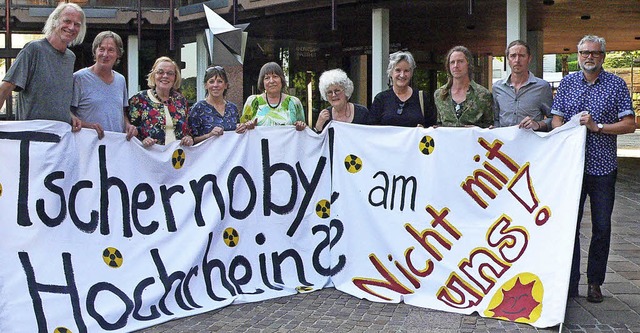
[147,56,182,90]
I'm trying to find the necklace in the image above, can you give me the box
[394,86,412,101]
[333,103,352,121]
[266,93,282,109]
[453,99,465,118]
[152,89,171,105]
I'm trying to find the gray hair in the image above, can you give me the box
[578,35,606,52]
[257,62,287,93]
[318,69,354,101]
[92,31,124,65]
[386,51,416,80]
[43,3,86,47]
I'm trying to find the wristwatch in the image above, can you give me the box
[597,123,604,133]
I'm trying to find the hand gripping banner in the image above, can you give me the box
[0,117,585,332]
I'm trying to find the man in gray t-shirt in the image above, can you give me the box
[0,3,86,130]
[71,31,137,140]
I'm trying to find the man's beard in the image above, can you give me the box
[580,62,601,74]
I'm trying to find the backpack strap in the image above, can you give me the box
[419,90,424,115]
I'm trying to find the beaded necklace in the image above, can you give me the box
[265,93,282,109]
[152,88,172,105]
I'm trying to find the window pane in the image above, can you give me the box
[0,58,16,118]
[180,42,197,104]
[11,34,43,48]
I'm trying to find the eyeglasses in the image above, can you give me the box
[155,70,176,77]
[578,50,604,58]
[326,89,343,96]
[396,102,405,115]
[206,65,225,73]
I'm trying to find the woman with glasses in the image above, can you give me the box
[433,46,493,127]
[237,62,306,133]
[314,69,368,132]
[369,51,437,127]
[189,66,241,144]
[129,56,193,147]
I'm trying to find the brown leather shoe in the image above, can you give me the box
[587,284,603,303]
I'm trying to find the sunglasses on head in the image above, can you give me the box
[206,65,225,73]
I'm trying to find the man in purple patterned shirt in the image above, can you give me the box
[551,35,636,303]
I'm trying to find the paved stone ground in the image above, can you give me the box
[136,133,640,333]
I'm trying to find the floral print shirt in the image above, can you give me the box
[551,70,634,175]
[434,80,493,128]
[240,94,305,126]
[189,99,240,136]
[128,89,190,145]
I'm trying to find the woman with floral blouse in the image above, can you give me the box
[128,56,193,147]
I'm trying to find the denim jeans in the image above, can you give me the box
[569,170,617,293]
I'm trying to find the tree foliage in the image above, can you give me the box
[555,53,578,72]
[554,51,640,71]
[603,51,640,68]
[291,71,315,107]
[181,77,197,104]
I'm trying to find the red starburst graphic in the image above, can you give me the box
[489,277,540,321]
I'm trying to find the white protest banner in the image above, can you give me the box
[0,120,333,332]
[330,120,586,328]
[0,119,585,331]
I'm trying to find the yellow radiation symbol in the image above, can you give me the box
[223,227,239,247]
[418,135,435,155]
[172,148,186,169]
[315,199,330,219]
[344,154,363,173]
[484,272,543,323]
[102,247,123,268]
[54,327,72,333]
[296,285,314,293]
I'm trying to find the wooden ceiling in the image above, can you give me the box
[5,0,636,57]
[235,0,640,56]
